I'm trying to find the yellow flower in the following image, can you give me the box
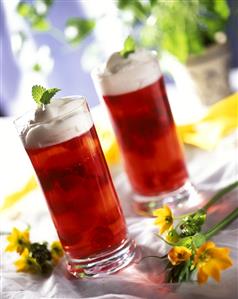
[50,241,64,265]
[153,205,173,234]
[14,248,40,274]
[5,228,30,254]
[168,246,192,266]
[194,241,233,284]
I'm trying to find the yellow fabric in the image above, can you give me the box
[0,176,38,212]
[177,93,238,150]
[96,127,120,165]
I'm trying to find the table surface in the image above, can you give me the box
[1,109,238,299]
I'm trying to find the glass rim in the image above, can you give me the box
[14,95,88,128]
[91,50,158,79]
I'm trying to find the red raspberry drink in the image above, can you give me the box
[15,97,135,277]
[93,50,194,215]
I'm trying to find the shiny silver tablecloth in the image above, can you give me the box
[1,117,238,299]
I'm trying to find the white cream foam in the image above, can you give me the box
[92,49,162,96]
[21,97,93,149]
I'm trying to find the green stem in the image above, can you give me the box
[203,181,238,211]
[154,233,175,246]
[205,208,238,239]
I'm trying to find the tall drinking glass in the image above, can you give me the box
[14,96,136,278]
[92,50,194,215]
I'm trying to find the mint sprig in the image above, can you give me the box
[32,85,61,106]
[120,36,136,58]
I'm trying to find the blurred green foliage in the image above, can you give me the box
[17,0,52,31]
[16,0,95,45]
[16,0,230,64]
[65,18,95,46]
[117,0,230,62]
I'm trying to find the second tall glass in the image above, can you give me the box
[92,50,193,215]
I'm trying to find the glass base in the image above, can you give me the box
[132,181,199,217]
[66,238,136,278]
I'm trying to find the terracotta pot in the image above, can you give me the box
[186,42,231,106]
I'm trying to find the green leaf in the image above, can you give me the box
[32,85,46,104]
[149,0,157,6]
[214,0,230,20]
[120,36,136,58]
[32,86,60,106]
[32,17,50,31]
[117,0,131,9]
[178,262,189,282]
[40,0,54,8]
[176,233,206,249]
[65,18,95,46]
[41,88,61,105]
[192,233,206,248]
[176,236,193,248]
[17,2,32,17]
[117,0,148,22]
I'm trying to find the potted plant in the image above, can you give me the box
[14,0,232,107]
[117,0,231,106]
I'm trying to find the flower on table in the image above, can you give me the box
[5,226,64,276]
[14,248,40,274]
[151,182,238,285]
[50,241,64,265]
[153,205,174,234]
[168,246,192,266]
[194,241,233,284]
[5,227,30,254]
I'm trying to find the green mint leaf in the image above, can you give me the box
[120,36,136,58]
[32,85,60,106]
[41,88,61,105]
[32,85,46,104]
